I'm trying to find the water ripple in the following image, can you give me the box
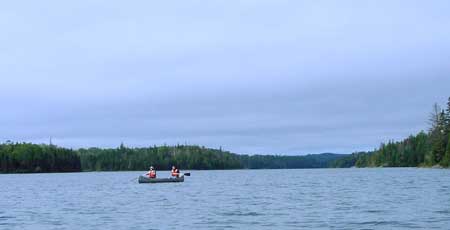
[1,169,450,229]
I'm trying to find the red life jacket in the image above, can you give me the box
[171,169,179,177]
[149,170,156,178]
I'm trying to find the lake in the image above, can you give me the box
[1,168,449,229]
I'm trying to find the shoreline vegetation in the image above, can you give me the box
[1,98,449,174]
[331,97,450,169]
[0,143,345,173]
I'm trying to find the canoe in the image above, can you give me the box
[138,175,184,183]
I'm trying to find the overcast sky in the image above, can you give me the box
[1,1,450,155]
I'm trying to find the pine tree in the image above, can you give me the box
[442,135,450,167]
[446,97,450,131]
[428,104,447,165]
[442,97,450,167]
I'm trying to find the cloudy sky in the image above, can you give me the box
[1,1,450,155]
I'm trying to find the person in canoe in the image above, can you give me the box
[146,166,156,178]
[171,166,180,178]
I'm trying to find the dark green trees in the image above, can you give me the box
[77,145,243,171]
[332,97,450,168]
[76,145,342,171]
[428,104,447,164]
[1,143,348,173]
[442,135,450,167]
[0,142,81,173]
[441,97,450,167]
[239,153,345,169]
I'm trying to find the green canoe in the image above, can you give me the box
[138,175,184,183]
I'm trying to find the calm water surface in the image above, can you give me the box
[1,168,449,229]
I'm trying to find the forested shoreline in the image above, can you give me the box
[0,142,345,173]
[332,97,450,168]
[0,143,81,173]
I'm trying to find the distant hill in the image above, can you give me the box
[238,153,348,169]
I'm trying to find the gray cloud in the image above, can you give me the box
[1,0,450,154]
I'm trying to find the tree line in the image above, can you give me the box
[239,153,344,169]
[0,142,81,173]
[77,144,243,171]
[0,142,345,173]
[331,97,450,168]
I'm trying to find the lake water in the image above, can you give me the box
[1,168,450,229]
